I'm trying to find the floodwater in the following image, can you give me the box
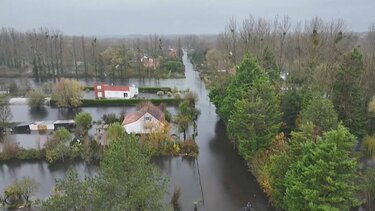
[0,51,271,211]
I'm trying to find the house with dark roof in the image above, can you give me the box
[94,83,138,99]
[122,103,165,134]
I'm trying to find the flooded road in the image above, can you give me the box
[0,51,271,210]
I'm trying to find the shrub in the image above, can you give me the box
[26,89,45,110]
[167,92,173,97]
[17,148,45,160]
[102,113,119,124]
[174,92,181,99]
[139,87,171,93]
[180,138,198,156]
[2,139,20,159]
[8,82,18,95]
[74,112,92,137]
[363,135,375,159]
[80,98,181,107]
[45,128,71,164]
[51,78,82,108]
[171,87,178,94]
[165,110,172,122]
[162,60,184,73]
[42,82,54,95]
[157,91,164,97]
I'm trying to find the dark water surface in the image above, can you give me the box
[0,51,271,211]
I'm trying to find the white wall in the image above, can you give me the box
[104,90,130,99]
[129,85,139,97]
[104,87,138,99]
[124,112,163,134]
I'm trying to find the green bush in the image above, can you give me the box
[139,87,172,93]
[82,86,172,94]
[74,112,92,136]
[157,91,164,97]
[174,92,181,99]
[102,113,120,124]
[161,60,184,73]
[172,87,178,94]
[180,139,199,156]
[17,148,45,160]
[80,98,181,107]
[26,89,45,109]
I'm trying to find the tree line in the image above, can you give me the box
[0,27,186,79]
[193,16,375,102]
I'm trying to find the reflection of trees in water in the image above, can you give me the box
[208,120,231,155]
[151,156,173,175]
[57,108,81,120]
[182,156,196,168]
[29,107,48,120]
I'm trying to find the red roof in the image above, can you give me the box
[104,85,129,91]
[123,103,165,125]
[95,84,129,92]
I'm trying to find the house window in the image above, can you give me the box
[98,92,102,98]
[145,116,151,121]
[124,93,128,98]
[97,85,101,90]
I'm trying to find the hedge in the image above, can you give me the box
[80,98,181,107]
[82,86,172,93]
[0,148,45,161]
[139,87,172,93]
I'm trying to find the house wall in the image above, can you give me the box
[95,84,138,99]
[104,90,131,99]
[94,84,104,98]
[124,112,163,134]
[129,85,139,97]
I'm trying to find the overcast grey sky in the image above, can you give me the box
[0,0,374,35]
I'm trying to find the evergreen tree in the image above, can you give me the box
[259,47,280,82]
[333,47,367,138]
[228,77,281,160]
[93,134,167,210]
[300,94,338,134]
[42,169,94,211]
[280,89,304,134]
[267,122,316,209]
[284,125,359,210]
[217,54,267,122]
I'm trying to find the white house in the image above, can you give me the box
[122,103,165,134]
[94,84,138,99]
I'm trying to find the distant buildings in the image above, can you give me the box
[141,56,159,69]
[122,103,165,134]
[94,83,138,99]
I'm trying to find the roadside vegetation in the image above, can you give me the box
[202,16,375,210]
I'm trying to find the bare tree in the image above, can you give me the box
[72,36,79,77]
[81,35,88,76]
[0,103,12,124]
[227,17,238,65]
